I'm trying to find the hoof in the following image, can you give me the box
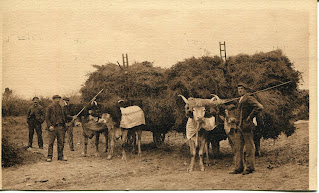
[94,153,100,157]
[137,153,142,157]
[106,154,112,160]
[200,167,205,172]
[255,151,261,157]
[121,156,127,161]
[187,168,193,172]
[81,152,87,157]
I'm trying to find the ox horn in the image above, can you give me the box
[210,94,224,105]
[211,94,220,100]
[178,95,189,104]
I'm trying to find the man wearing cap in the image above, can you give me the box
[63,97,75,151]
[27,97,45,149]
[45,95,73,162]
[228,82,263,175]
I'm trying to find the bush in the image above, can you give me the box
[2,92,83,117]
[2,96,30,117]
[2,136,23,167]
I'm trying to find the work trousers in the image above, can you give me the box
[66,123,74,150]
[228,128,255,171]
[28,121,43,148]
[47,125,66,159]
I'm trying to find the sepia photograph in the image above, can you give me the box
[1,0,316,191]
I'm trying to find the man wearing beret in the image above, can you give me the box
[63,97,75,151]
[228,83,263,175]
[27,97,45,149]
[45,95,73,162]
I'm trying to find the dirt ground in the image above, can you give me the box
[2,116,309,190]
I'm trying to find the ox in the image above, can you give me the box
[99,103,145,160]
[221,104,265,156]
[222,103,263,157]
[179,95,222,172]
[71,101,110,157]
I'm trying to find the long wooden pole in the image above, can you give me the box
[220,81,293,104]
[75,89,104,118]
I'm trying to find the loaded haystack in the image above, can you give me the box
[80,61,174,139]
[80,49,306,145]
[167,49,303,141]
[226,49,301,138]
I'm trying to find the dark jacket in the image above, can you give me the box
[237,94,263,130]
[27,104,45,124]
[46,103,72,128]
[63,104,75,123]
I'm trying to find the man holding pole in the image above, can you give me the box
[228,83,263,175]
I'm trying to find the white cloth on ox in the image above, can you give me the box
[186,116,217,139]
[120,106,145,129]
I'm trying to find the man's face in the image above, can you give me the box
[238,86,247,96]
[53,98,61,104]
[33,99,39,106]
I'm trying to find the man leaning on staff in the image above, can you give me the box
[229,82,263,175]
[45,95,74,162]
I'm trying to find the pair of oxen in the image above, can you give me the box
[179,94,262,172]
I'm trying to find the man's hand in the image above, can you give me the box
[72,116,77,122]
[48,126,54,131]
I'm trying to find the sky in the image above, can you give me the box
[1,0,315,99]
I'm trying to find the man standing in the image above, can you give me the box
[45,95,72,162]
[27,97,45,149]
[228,83,263,175]
[63,97,75,151]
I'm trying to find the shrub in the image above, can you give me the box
[2,136,23,167]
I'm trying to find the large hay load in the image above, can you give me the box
[80,61,174,145]
[80,50,306,145]
[167,50,303,140]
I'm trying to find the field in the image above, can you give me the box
[2,116,309,190]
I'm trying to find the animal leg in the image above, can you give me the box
[81,135,88,157]
[107,128,114,160]
[137,128,142,157]
[212,140,220,158]
[199,137,206,171]
[127,129,136,153]
[103,130,108,153]
[94,132,100,157]
[205,141,210,166]
[121,129,128,161]
[187,139,196,172]
[254,135,261,157]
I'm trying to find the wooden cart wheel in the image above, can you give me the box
[153,130,165,148]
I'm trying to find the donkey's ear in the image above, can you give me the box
[178,95,189,104]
